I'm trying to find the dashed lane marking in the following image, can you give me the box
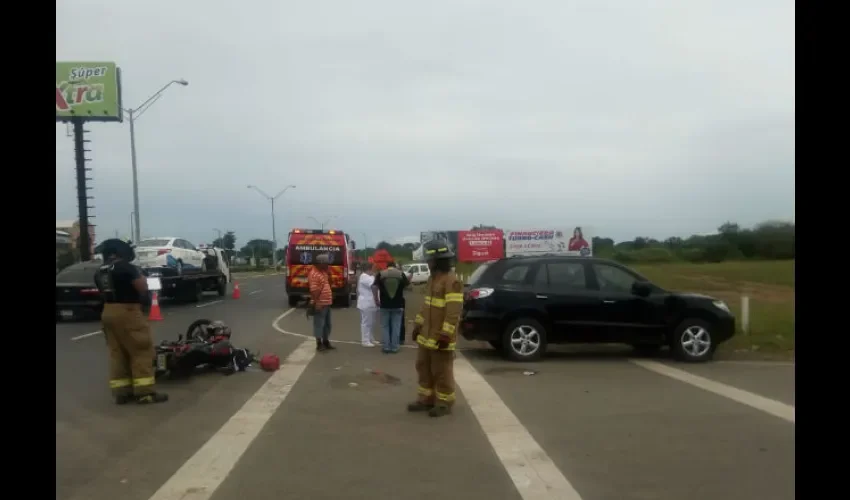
[196,300,224,308]
[70,330,103,341]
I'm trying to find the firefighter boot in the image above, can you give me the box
[428,404,452,418]
[136,392,169,404]
[316,339,326,352]
[323,338,335,350]
[407,401,434,412]
[114,394,133,405]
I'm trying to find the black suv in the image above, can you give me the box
[459,256,735,363]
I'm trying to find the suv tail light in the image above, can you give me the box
[466,287,494,300]
[157,249,171,256]
[80,288,100,295]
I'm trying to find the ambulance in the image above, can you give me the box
[284,229,356,307]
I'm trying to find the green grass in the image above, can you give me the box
[632,260,795,288]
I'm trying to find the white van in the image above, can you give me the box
[402,262,430,285]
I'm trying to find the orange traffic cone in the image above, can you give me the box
[149,291,164,321]
[232,281,241,299]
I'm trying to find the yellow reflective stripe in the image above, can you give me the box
[424,296,446,308]
[133,377,155,387]
[415,314,424,325]
[445,293,463,303]
[436,391,456,402]
[425,249,436,254]
[417,336,438,349]
[438,247,447,252]
[417,386,433,396]
[109,378,131,389]
[416,336,456,351]
[441,322,456,334]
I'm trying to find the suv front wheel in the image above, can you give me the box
[670,318,716,363]
[502,317,547,362]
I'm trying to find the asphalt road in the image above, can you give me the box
[57,278,795,500]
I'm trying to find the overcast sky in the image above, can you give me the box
[56,0,794,248]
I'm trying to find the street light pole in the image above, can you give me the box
[128,108,141,243]
[124,79,188,242]
[307,215,338,231]
[247,184,296,261]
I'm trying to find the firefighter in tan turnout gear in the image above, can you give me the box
[94,239,168,405]
[408,240,463,417]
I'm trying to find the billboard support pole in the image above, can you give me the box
[72,117,93,262]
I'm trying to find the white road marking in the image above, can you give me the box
[631,359,795,423]
[271,308,482,350]
[455,352,584,500]
[147,308,311,500]
[70,330,103,341]
[196,300,223,308]
[716,360,795,367]
[249,289,263,295]
[273,309,419,348]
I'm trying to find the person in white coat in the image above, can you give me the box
[356,263,379,347]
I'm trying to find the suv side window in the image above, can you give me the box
[547,262,588,290]
[500,264,530,283]
[592,263,640,293]
[183,240,196,250]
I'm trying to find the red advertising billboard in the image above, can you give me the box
[457,230,504,262]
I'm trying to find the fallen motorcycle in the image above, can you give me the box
[153,319,255,379]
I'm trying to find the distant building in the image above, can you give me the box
[56,219,96,255]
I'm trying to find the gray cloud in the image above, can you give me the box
[56,0,794,247]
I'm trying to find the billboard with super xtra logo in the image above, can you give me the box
[56,62,123,122]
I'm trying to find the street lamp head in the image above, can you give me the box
[176,79,189,86]
[289,184,297,189]
[247,185,255,189]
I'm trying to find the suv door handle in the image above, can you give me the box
[602,300,616,304]
[536,294,548,300]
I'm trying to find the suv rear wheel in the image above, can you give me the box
[670,318,716,363]
[501,317,547,362]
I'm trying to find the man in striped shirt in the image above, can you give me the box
[308,253,335,351]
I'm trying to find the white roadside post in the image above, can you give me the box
[741,295,750,335]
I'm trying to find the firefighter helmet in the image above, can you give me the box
[422,239,455,259]
[99,238,136,262]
